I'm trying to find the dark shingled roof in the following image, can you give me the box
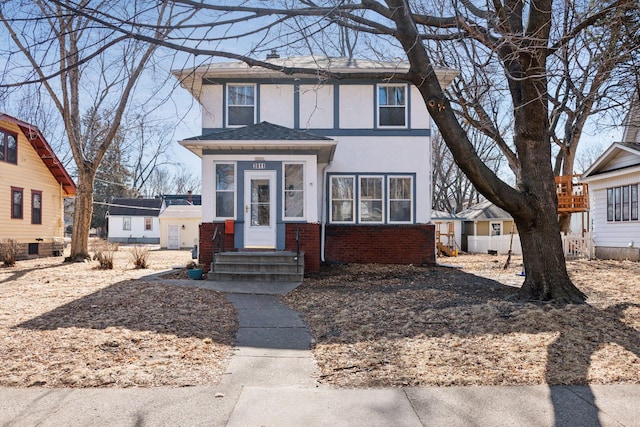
[457,199,512,220]
[108,198,163,217]
[163,194,202,206]
[184,121,333,141]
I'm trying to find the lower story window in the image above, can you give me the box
[330,176,355,223]
[11,187,23,219]
[123,217,131,231]
[284,163,304,218]
[144,217,153,231]
[32,191,42,225]
[607,184,639,222]
[329,174,414,224]
[216,163,235,218]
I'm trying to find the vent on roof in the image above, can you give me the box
[266,49,280,59]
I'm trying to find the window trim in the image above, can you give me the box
[123,216,131,231]
[1,128,18,164]
[226,83,257,127]
[358,175,385,224]
[377,84,408,129]
[606,183,639,223]
[214,162,237,220]
[330,175,356,224]
[31,190,42,225]
[11,187,23,219]
[387,175,414,224]
[283,162,305,220]
[490,222,502,236]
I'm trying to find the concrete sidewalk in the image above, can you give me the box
[2,278,639,426]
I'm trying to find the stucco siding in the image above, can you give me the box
[260,84,294,128]
[201,85,223,129]
[0,120,65,243]
[338,85,374,129]
[299,84,334,129]
[410,86,430,129]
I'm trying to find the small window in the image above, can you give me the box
[11,187,23,219]
[28,243,39,255]
[32,191,42,224]
[215,163,235,218]
[632,185,638,221]
[378,84,406,127]
[330,176,355,223]
[490,222,502,236]
[144,217,153,231]
[284,163,304,218]
[123,217,131,231]
[388,176,412,223]
[227,84,256,126]
[359,176,383,223]
[1,129,18,164]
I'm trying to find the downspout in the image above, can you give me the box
[320,162,331,262]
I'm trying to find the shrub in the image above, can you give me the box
[131,245,149,269]
[91,239,116,270]
[0,238,19,267]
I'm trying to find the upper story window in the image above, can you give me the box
[227,84,256,126]
[378,84,407,127]
[215,163,236,218]
[607,184,639,222]
[1,128,18,164]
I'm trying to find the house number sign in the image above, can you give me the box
[252,162,266,169]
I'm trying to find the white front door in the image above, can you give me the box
[244,170,277,248]
[167,224,180,249]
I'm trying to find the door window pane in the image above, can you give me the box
[250,179,270,226]
[331,176,354,222]
[216,164,235,218]
[284,164,304,218]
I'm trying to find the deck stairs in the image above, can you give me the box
[208,251,304,283]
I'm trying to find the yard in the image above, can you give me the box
[1,247,639,389]
[284,255,640,387]
[0,246,237,388]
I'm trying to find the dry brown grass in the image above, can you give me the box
[0,246,237,388]
[283,254,640,388]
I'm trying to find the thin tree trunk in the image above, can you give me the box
[69,167,95,260]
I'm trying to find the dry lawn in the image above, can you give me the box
[0,245,237,388]
[283,254,640,388]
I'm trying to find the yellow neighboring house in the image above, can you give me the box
[0,113,76,258]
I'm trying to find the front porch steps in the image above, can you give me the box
[208,251,304,283]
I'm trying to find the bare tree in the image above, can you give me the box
[0,0,194,260]
[5,1,638,302]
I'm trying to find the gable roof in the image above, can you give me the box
[180,121,337,162]
[457,200,513,221]
[581,142,640,181]
[162,193,202,206]
[621,92,640,144]
[159,204,202,219]
[108,198,163,217]
[0,113,76,195]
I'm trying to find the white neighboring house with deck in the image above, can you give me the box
[581,97,640,261]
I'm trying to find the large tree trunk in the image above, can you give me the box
[69,166,96,261]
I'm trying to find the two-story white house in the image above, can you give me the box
[173,56,457,272]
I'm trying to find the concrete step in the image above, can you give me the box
[209,251,304,283]
[208,271,304,282]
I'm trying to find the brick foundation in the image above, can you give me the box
[324,224,436,266]
[199,222,235,272]
[285,223,321,273]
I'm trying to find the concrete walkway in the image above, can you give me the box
[1,277,639,426]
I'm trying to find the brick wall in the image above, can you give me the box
[199,222,235,272]
[324,224,436,266]
[285,223,321,273]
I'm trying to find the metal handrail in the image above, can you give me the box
[211,225,224,271]
[295,226,300,273]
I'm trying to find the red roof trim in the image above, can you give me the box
[0,113,76,196]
